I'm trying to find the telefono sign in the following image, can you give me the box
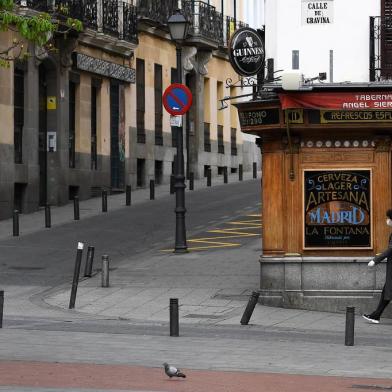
[228,27,265,76]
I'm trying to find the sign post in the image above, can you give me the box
[163,83,193,253]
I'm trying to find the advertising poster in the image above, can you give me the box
[304,169,371,248]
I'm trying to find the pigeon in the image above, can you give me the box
[163,362,186,378]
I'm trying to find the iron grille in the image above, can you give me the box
[370,16,392,81]
[123,1,138,42]
[138,0,178,26]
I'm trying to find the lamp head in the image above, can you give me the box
[167,9,189,42]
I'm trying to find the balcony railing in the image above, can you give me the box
[182,1,224,45]
[370,16,392,81]
[138,0,177,27]
[137,0,245,48]
[15,0,138,44]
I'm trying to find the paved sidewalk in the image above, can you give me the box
[0,171,259,240]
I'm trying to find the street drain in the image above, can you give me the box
[184,314,223,319]
[352,385,392,390]
[9,266,45,270]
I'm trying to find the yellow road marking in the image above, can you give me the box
[209,226,262,232]
[226,222,262,227]
[246,214,262,217]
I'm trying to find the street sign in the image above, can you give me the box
[170,115,183,127]
[163,83,193,116]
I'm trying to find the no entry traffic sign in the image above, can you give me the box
[163,83,193,116]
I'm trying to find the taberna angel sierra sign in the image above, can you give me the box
[228,27,265,76]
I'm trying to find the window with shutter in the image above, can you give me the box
[136,58,146,144]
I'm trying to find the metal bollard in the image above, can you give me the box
[84,246,95,277]
[170,175,175,194]
[170,298,179,337]
[239,164,243,181]
[102,190,107,212]
[150,180,155,200]
[101,255,109,287]
[45,204,51,228]
[13,210,19,237]
[69,242,84,309]
[253,162,257,179]
[240,291,260,325]
[126,185,131,206]
[224,167,228,184]
[189,172,194,191]
[0,290,3,328]
[207,168,212,187]
[73,196,80,221]
[345,306,355,346]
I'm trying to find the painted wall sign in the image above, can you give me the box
[302,0,333,25]
[279,92,392,110]
[74,53,136,83]
[229,27,265,76]
[238,108,280,127]
[320,110,392,123]
[304,169,371,249]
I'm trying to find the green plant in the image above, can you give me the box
[0,0,83,66]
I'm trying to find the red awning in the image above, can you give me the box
[279,92,392,110]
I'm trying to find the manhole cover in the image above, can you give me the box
[9,266,45,270]
[184,314,222,319]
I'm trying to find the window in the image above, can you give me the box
[69,81,76,168]
[136,58,145,144]
[231,127,237,156]
[154,64,163,146]
[91,82,98,170]
[218,125,224,154]
[14,67,24,164]
[204,122,211,152]
[292,50,299,70]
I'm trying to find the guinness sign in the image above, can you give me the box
[229,28,265,76]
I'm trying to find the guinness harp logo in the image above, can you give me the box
[229,27,265,76]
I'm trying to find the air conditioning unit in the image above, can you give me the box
[282,71,304,90]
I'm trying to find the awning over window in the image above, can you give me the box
[279,92,392,110]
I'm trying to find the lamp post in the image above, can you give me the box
[168,9,189,253]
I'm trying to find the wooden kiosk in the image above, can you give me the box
[237,84,392,315]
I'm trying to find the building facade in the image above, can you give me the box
[0,0,260,220]
[263,0,392,83]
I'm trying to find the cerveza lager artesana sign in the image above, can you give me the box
[229,27,265,76]
[304,170,371,249]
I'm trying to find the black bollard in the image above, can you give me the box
[45,204,51,228]
[73,196,80,221]
[84,246,95,277]
[170,175,175,194]
[102,190,107,212]
[240,291,260,325]
[170,298,179,337]
[207,168,212,187]
[126,185,131,206]
[189,172,194,191]
[69,242,84,309]
[239,164,243,181]
[102,255,109,287]
[0,290,3,328]
[345,306,355,346]
[253,162,257,179]
[224,167,228,184]
[13,210,19,237]
[150,180,155,200]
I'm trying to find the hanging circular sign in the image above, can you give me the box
[228,27,265,76]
